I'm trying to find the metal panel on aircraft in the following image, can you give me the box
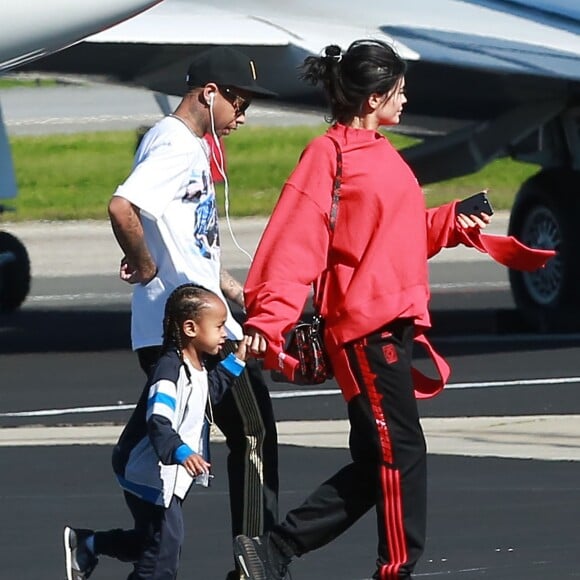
[382,26,580,81]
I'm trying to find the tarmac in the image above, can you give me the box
[3,212,510,278]
[3,414,580,462]
[3,215,580,579]
[5,210,580,465]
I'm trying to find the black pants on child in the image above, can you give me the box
[138,340,279,539]
[94,492,183,580]
[272,320,426,579]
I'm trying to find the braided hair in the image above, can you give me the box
[162,283,217,382]
[300,39,407,124]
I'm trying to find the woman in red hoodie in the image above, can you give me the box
[234,39,491,580]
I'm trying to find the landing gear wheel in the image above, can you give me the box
[508,169,580,331]
[0,231,31,312]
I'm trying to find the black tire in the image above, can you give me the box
[0,231,31,312]
[508,169,580,330]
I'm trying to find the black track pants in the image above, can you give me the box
[273,321,426,579]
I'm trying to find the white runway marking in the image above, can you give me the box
[446,376,580,389]
[430,281,509,290]
[0,404,135,417]
[414,568,491,577]
[6,113,162,127]
[2,376,580,418]
[28,292,130,302]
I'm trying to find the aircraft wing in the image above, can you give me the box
[48,0,418,99]
[0,0,163,202]
[84,1,420,61]
[23,0,579,119]
[0,0,164,72]
[499,0,579,21]
[381,0,580,81]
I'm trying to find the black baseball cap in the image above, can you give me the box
[186,46,276,97]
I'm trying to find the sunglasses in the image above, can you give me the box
[219,86,251,117]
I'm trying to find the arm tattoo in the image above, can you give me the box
[109,199,156,279]
[220,268,245,308]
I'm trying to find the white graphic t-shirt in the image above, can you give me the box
[114,116,243,349]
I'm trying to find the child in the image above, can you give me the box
[64,283,248,580]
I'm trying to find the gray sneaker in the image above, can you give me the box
[63,526,99,580]
[233,534,291,580]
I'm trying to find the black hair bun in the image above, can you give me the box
[324,45,343,60]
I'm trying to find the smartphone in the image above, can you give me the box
[455,191,494,217]
[194,472,214,487]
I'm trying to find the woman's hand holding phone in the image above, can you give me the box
[456,191,494,230]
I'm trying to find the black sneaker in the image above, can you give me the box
[233,534,291,580]
[63,526,99,580]
[372,568,411,579]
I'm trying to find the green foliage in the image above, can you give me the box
[420,155,539,210]
[217,125,328,215]
[10,132,136,220]
[0,77,58,89]
[7,126,539,221]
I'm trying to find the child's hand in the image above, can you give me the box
[246,329,268,356]
[234,338,249,361]
[182,453,211,477]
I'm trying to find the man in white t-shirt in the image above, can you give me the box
[107,47,279,580]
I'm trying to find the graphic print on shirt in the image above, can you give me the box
[182,169,219,261]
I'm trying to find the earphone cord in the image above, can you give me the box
[208,101,253,263]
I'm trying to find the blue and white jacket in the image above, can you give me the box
[112,348,245,507]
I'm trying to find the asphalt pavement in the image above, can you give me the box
[4,444,580,580]
[2,81,580,579]
[2,212,580,579]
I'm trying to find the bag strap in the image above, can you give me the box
[327,135,342,233]
[313,135,342,309]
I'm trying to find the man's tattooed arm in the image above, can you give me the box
[220,268,245,310]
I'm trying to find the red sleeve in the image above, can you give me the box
[244,138,336,362]
[425,201,462,258]
[458,229,556,270]
[426,201,556,270]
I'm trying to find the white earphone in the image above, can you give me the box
[208,91,215,107]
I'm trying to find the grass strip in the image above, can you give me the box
[6,126,539,221]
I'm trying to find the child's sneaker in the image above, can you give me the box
[233,533,291,580]
[63,526,99,580]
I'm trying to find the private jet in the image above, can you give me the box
[6,0,580,330]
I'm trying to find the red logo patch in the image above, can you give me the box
[383,344,398,364]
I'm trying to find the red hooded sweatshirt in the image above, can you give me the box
[244,124,554,401]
